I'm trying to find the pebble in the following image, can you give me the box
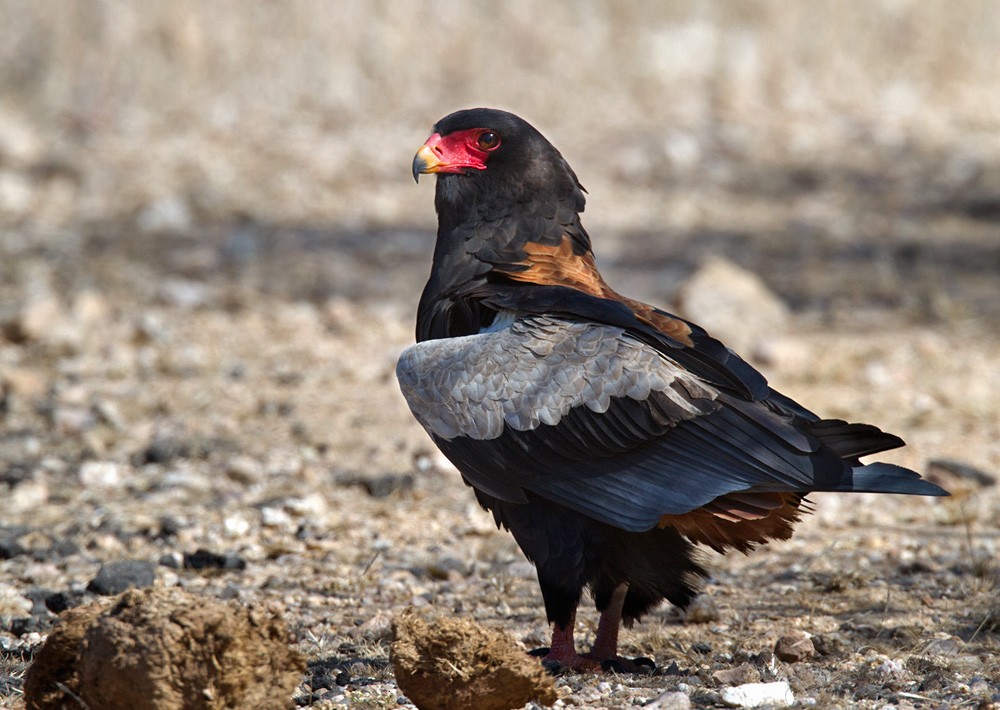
[0,583,33,617]
[8,479,49,514]
[426,555,471,580]
[182,549,247,571]
[78,461,125,488]
[223,515,252,538]
[1,295,65,344]
[358,473,414,498]
[719,681,794,708]
[0,531,26,560]
[261,506,294,529]
[645,690,692,710]
[87,560,156,595]
[359,610,393,641]
[682,593,720,623]
[159,551,183,569]
[774,630,815,662]
[137,195,193,234]
[712,663,761,686]
[923,635,963,656]
[225,455,264,484]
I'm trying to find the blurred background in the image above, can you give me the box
[0,1,997,316]
[0,1,997,227]
[1,0,998,316]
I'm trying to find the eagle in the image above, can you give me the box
[397,108,946,671]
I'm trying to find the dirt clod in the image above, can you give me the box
[774,630,816,663]
[24,586,305,710]
[390,608,558,710]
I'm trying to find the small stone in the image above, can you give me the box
[923,635,963,656]
[92,399,125,430]
[70,290,110,325]
[0,582,33,617]
[8,479,49,514]
[646,690,692,710]
[138,435,189,465]
[158,551,183,569]
[682,593,720,623]
[426,555,471,580]
[1,295,65,344]
[260,506,293,529]
[156,279,212,310]
[223,515,252,538]
[44,591,80,614]
[359,473,414,498]
[712,663,762,686]
[774,630,815,662]
[876,658,906,677]
[137,194,193,233]
[158,515,186,537]
[225,455,264,484]
[78,461,125,488]
[719,681,794,708]
[359,610,394,641]
[810,634,845,657]
[86,560,156,596]
[0,540,26,559]
[183,549,246,571]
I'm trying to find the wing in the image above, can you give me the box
[397,314,945,534]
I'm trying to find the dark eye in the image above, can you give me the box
[477,131,500,150]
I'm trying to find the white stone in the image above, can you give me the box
[647,690,692,710]
[720,681,794,708]
[260,506,293,529]
[78,461,125,488]
[223,515,252,538]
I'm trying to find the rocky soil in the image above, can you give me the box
[0,211,997,708]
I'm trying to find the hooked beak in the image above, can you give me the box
[412,144,444,183]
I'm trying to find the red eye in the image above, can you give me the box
[477,131,500,150]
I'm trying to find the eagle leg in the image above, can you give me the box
[587,582,627,660]
[539,611,602,672]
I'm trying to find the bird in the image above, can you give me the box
[398,108,947,672]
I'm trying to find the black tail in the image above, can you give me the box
[807,418,904,458]
[835,462,949,497]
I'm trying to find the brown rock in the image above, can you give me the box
[713,662,763,686]
[682,593,720,623]
[24,587,305,710]
[391,608,557,710]
[774,630,816,663]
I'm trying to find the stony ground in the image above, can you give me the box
[0,205,997,709]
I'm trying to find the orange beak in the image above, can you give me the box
[412,143,444,183]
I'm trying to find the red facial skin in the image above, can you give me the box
[419,128,500,173]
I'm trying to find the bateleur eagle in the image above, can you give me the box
[398,108,947,672]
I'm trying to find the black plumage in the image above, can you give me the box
[400,108,947,671]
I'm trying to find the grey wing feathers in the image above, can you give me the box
[396,315,717,441]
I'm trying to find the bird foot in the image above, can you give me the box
[596,654,656,674]
[529,647,656,674]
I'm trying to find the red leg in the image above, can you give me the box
[541,610,602,671]
[584,583,655,673]
[586,582,627,660]
[535,583,654,673]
